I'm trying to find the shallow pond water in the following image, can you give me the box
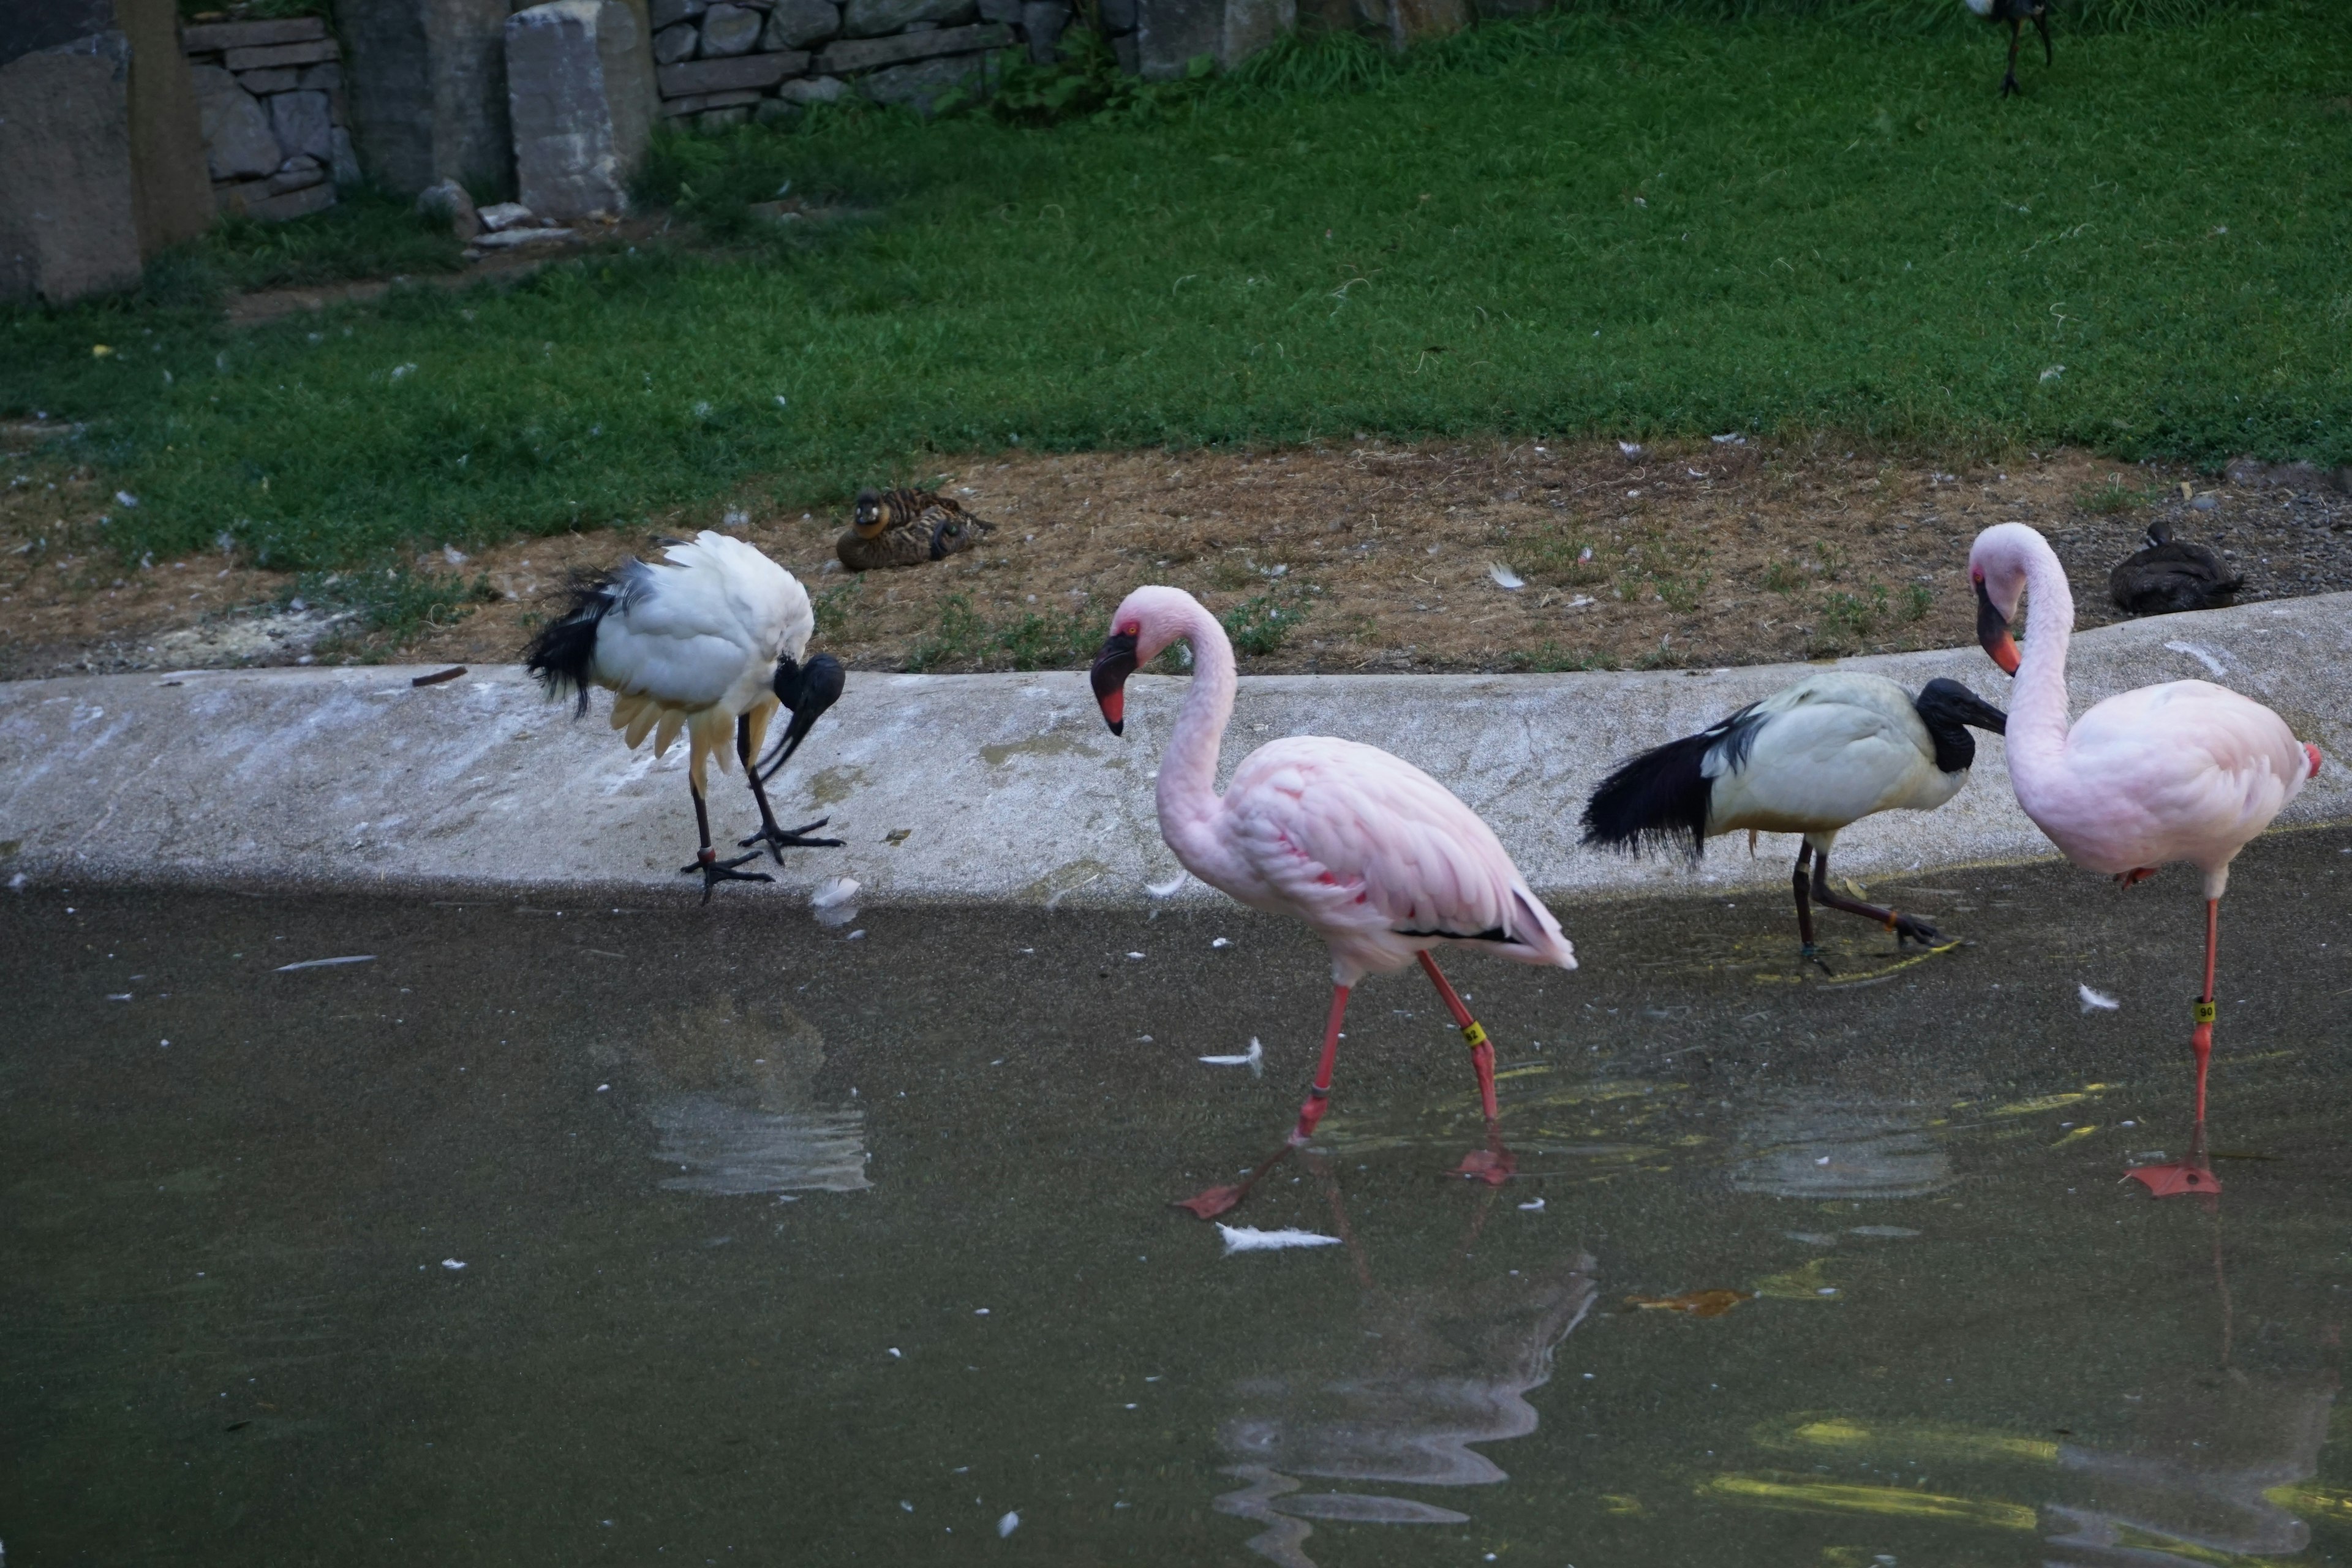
[5,832,2351,1566]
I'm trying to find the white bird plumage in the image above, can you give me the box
[1583,669,2009,959]
[524,530,846,898]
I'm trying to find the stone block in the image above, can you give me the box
[656,48,802,94]
[268,88,333,161]
[507,0,655,221]
[1133,0,1215,78]
[342,0,513,195]
[265,154,324,194]
[841,0,972,36]
[238,179,336,222]
[657,86,760,114]
[224,38,339,71]
[698,2,761,52]
[1020,1,1067,59]
[180,16,328,52]
[976,0,1020,22]
[654,20,698,60]
[760,0,839,48]
[815,19,1001,72]
[0,35,143,303]
[1382,0,1466,46]
[1220,0,1290,66]
[696,104,750,127]
[648,0,706,25]
[415,176,480,236]
[1110,29,1136,70]
[330,124,361,185]
[297,60,342,91]
[1098,0,1135,29]
[858,49,981,113]
[235,64,298,93]
[193,64,282,179]
[776,70,846,101]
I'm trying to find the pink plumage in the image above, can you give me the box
[1969,522,2321,1196]
[1088,585,1572,1216]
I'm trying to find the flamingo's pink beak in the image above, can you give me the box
[1090,629,1139,735]
[1975,576,2019,675]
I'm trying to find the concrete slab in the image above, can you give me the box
[1,594,2345,908]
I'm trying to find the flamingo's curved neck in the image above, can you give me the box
[2007,538,2076,782]
[1157,600,1237,846]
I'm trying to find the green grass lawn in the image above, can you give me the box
[4,1,2346,573]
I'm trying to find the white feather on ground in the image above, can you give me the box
[2078,983,2120,1012]
[1145,870,1192,898]
[1218,1224,1342,1254]
[810,876,861,928]
[1197,1038,1265,1076]
[1487,562,1526,591]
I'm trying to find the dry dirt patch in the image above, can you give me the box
[5,436,2349,682]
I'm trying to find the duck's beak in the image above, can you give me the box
[1090,631,1138,735]
[1975,577,2020,675]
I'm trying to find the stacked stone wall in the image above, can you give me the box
[181,13,358,222]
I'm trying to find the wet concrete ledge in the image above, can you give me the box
[2,593,2346,908]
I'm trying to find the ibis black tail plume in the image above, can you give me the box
[1580,705,1762,860]
[521,569,621,715]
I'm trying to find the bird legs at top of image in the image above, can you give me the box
[733,714,843,864]
[682,780,773,903]
[1175,985,1355,1221]
[2000,6,2049,97]
[1415,951,1517,1187]
[2128,900,2226,1199]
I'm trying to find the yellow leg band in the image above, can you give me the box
[2192,1001,2217,1024]
[1461,1021,1489,1050]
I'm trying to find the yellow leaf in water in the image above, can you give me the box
[1626,1289,1754,1318]
[1699,1474,2036,1530]
[1754,1258,1839,1300]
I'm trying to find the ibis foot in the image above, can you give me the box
[682,849,774,903]
[739,816,844,862]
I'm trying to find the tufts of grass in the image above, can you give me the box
[1814,581,1891,650]
[1506,524,1607,587]
[2,0,2339,575]
[1504,642,1618,673]
[902,592,1101,670]
[284,562,496,662]
[1220,592,1303,656]
[2078,473,2155,513]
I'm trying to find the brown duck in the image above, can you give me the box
[2110,519,2242,616]
[835,487,995,571]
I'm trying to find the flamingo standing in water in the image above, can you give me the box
[1969,523,2322,1196]
[1088,586,1577,1218]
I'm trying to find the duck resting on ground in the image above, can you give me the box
[1582,671,2008,963]
[1966,0,2051,97]
[836,487,995,571]
[523,530,845,900]
[2110,519,2243,617]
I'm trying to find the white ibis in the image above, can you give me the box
[1967,0,2051,97]
[1970,521,2322,1195]
[522,530,845,900]
[1088,586,1577,1218]
[1582,671,2010,963]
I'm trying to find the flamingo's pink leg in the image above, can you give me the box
[2127,898,2225,1198]
[1175,985,1351,1221]
[1417,952,1515,1185]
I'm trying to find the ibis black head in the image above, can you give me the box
[1091,628,1140,735]
[1913,677,2008,775]
[758,653,845,782]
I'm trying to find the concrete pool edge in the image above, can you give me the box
[2,593,2346,908]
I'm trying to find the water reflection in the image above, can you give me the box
[1212,1172,1598,1566]
[1729,1095,1953,1200]
[647,1097,870,1194]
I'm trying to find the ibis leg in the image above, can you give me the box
[2035,7,2051,65]
[2126,899,2225,1198]
[1417,951,1516,1186]
[735,714,843,861]
[1793,843,1821,962]
[680,778,772,903]
[1811,848,1945,949]
[2001,18,2022,95]
[1176,985,1352,1221]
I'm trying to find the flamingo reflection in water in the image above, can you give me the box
[1210,1164,1597,1567]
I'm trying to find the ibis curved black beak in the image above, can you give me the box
[1915,677,2007,735]
[1974,576,2020,676]
[1091,631,1138,735]
[758,653,844,782]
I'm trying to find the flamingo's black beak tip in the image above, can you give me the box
[1091,630,1138,737]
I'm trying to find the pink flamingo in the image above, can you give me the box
[1088,586,1577,1219]
[1969,523,2322,1196]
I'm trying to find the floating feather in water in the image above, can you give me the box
[1198,1038,1265,1076]
[1218,1224,1341,1254]
[2078,983,2120,1013]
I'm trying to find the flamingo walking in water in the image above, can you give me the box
[1088,587,1577,1218]
[1969,523,2322,1196]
